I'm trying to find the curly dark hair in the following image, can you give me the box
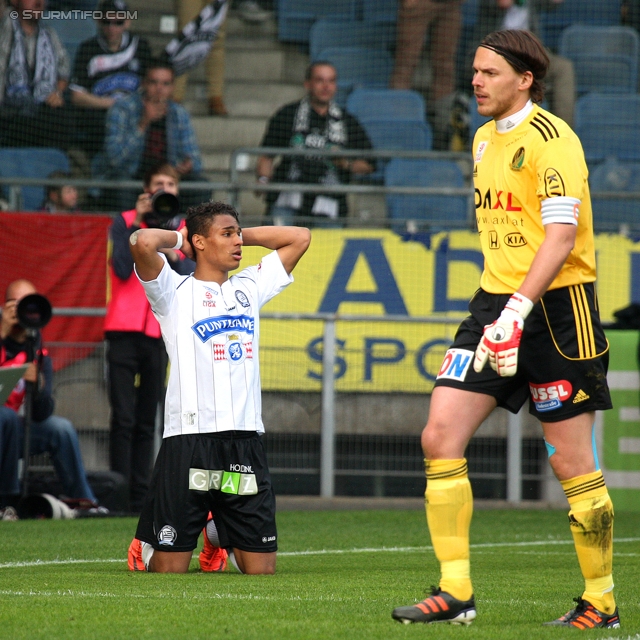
[185,201,240,251]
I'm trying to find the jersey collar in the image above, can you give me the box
[495,100,534,134]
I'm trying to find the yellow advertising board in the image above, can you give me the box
[238,230,640,392]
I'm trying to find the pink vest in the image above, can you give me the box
[104,210,161,338]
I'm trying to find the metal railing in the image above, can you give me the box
[48,309,543,502]
[3,146,639,232]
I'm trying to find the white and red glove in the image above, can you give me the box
[473,293,534,377]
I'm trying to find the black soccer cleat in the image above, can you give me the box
[392,587,476,625]
[544,597,620,629]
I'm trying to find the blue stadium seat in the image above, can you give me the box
[538,0,622,52]
[346,89,426,123]
[461,0,480,28]
[590,159,640,230]
[278,0,357,44]
[359,119,432,182]
[316,47,394,105]
[309,19,395,61]
[384,158,469,227]
[0,148,70,211]
[575,94,640,163]
[362,0,398,23]
[42,16,97,63]
[362,120,432,151]
[559,25,639,95]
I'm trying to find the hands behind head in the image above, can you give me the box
[158,227,194,262]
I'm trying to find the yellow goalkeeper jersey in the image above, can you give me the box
[473,104,596,293]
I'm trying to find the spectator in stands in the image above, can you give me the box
[0,0,73,149]
[173,0,228,116]
[96,58,206,212]
[465,0,576,126]
[390,0,463,150]
[256,61,374,226]
[39,171,79,212]
[105,163,194,514]
[70,0,152,158]
[0,279,99,512]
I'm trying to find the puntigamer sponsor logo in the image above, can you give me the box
[191,315,254,343]
[189,468,258,495]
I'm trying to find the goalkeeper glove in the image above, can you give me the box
[473,293,534,377]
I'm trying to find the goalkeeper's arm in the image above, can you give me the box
[474,221,578,377]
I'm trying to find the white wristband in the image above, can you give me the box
[172,230,183,251]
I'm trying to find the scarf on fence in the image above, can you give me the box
[278,97,347,217]
[5,18,57,109]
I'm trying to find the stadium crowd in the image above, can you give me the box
[0,0,637,216]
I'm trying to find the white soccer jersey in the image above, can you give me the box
[138,251,293,437]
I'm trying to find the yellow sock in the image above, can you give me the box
[561,471,616,614]
[425,458,473,601]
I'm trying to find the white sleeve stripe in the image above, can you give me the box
[541,196,580,226]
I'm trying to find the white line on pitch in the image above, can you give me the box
[0,537,637,570]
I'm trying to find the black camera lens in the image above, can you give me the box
[151,190,179,218]
[17,294,52,330]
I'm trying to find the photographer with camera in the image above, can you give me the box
[0,279,100,518]
[105,163,194,514]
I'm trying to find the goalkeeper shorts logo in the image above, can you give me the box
[437,348,474,381]
[530,380,572,412]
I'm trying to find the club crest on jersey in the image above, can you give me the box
[530,380,572,412]
[192,315,254,343]
[510,147,525,171]
[157,525,177,546]
[437,349,473,381]
[475,141,488,162]
[225,334,247,365]
[235,290,250,308]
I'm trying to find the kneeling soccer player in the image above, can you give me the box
[126,201,310,574]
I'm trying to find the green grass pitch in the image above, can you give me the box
[0,509,638,639]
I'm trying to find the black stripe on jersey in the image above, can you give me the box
[530,115,559,142]
[535,112,560,138]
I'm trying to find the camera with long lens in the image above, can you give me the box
[17,293,52,330]
[144,190,181,229]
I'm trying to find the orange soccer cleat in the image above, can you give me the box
[128,538,146,572]
[199,515,228,572]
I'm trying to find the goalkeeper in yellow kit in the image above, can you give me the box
[392,29,619,629]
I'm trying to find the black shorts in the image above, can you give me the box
[135,431,277,553]
[434,284,613,422]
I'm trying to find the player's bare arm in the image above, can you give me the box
[129,227,190,282]
[242,226,311,275]
[516,221,577,303]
